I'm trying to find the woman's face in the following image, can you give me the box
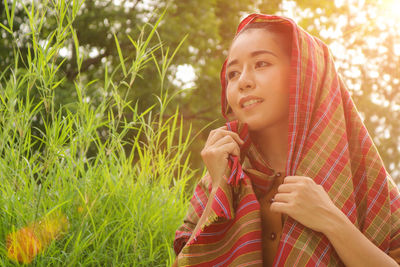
[226,28,291,132]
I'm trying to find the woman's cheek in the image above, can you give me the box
[226,88,240,117]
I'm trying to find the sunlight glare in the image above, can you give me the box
[379,0,400,26]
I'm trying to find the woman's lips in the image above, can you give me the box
[241,99,263,110]
[239,95,264,108]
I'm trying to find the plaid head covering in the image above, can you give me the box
[174,13,400,266]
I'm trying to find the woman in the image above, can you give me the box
[173,13,400,266]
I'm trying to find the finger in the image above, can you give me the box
[201,136,239,161]
[283,176,303,184]
[215,130,244,146]
[270,201,290,214]
[283,176,315,185]
[273,192,292,203]
[221,129,245,145]
[212,135,237,147]
[277,183,297,193]
[219,142,240,157]
[205,126,227,144]
[207,129,244,147]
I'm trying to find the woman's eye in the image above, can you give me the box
[256,61,271,68]
[227,71,239,79]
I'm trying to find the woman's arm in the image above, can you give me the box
[323,210,398,267]
[171,126,243,266]
[271,176,398,267]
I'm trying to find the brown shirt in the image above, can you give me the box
[253,173,286,266]
[254,174,400,266]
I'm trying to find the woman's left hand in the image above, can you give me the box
[270,176,344,234]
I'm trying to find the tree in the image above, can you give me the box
[1,0,399,183]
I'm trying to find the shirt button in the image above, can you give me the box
[270,232,277,240]
[275,172,281,177]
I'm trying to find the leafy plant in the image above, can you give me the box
[0,0,197,265]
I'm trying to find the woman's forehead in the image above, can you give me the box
[228,29,284,59]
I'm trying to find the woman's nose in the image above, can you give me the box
[238,69,255,91]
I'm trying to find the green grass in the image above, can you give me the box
[0,0,196,265]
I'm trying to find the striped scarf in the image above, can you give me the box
[174,14,400,266]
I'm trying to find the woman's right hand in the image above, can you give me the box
[200,126,244,191]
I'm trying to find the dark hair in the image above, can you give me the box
[236,22,293,58]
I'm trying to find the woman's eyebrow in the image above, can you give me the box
[227,50,278,68]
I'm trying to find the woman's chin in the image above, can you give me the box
[238,119,266,132]
[247,124,267,132]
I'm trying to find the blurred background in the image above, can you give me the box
[1,0,399,184]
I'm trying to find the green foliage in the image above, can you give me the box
[0,0,197,265]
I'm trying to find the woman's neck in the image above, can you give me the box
[249,122,288,172]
